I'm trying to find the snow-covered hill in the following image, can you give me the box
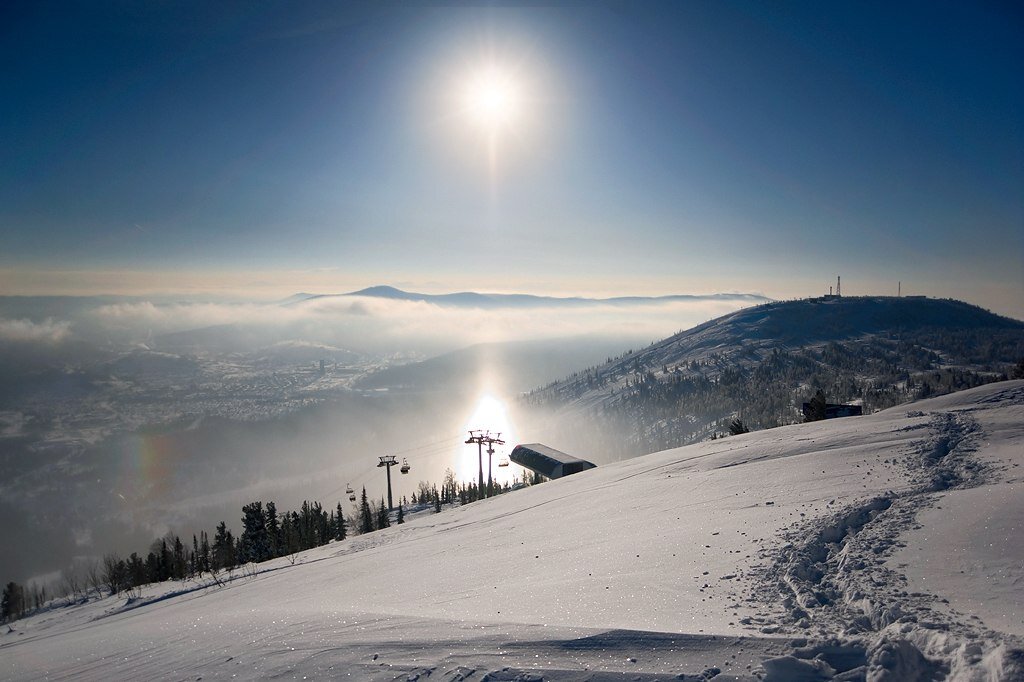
[4,382,1022,680]
[523,296,1024,460]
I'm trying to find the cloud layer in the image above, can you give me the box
[0,317,72,343]
[82,295,760,356]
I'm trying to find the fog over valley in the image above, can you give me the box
[0,288,765,583]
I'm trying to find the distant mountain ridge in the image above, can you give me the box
[523,296,1024,459]
[285,285,770,309]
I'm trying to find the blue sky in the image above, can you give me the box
[2,1,1022,316]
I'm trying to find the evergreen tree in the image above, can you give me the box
[158,539,172,581]
[280,514,298,556]
[198,532,211,573]
[171,536,187,579]
[805,390,828,422]
[396,503,405,524]
[358,487,373,534]
[127,552,147,588]
[2,582,24,622]
[265,501,281,558]
[377,497,390,529]
[145,551,160,582]
[334,502,347,540]
[728,418,750,435]
[240,501,270,562]
[212,521,235,570]
[314,501,329,546]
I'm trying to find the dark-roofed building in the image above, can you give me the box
[510,443,597,480]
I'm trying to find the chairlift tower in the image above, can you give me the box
[485,432,505,498]
[377,455,399,511]
[467,430,506,499]
[466,430,486,496]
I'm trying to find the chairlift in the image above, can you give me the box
[348,493,356,502]
[400,458,411,474]
[498,457,509,468]
[345,483,354,495]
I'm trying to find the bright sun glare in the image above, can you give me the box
[459,394,517,483]
[462,65,521,134]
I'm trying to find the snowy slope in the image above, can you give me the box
[3,382,1023,681]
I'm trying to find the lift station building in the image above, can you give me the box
[509,443,597,480]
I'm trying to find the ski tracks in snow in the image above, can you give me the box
[749,409,1024,681]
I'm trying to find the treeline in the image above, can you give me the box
[1,497,347,623]
[2,468,543,624]
[405,467,539,510]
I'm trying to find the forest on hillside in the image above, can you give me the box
[523,325,1024,459]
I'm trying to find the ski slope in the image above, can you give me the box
[3,382,1023,681]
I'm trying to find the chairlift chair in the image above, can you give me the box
[498,457,509,467]
[348,493,356,502]
[345,484,354,495]
[400,458,410,474]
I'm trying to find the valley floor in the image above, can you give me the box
[3,382,1023,681]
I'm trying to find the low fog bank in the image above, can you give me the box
[0,291,764,584]
[0,292,764,357]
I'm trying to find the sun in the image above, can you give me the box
[461,65,521,134]
[464,394,512,435]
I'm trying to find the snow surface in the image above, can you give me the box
[3,382,1023,681]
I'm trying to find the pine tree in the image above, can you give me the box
[127,552,147,588]
[241,501,270,562]
[334,502,347,540]
[358,487,373,534]
[171,536,187,579]
[805,390,828,422]
[396,503,405,524]
[199,532,211,573]
[728,418,750,435]
[265,501,281,558]
[2,582,24,622]
[314,502,329,546]
[280,514,298,556]
[212,521,235,570]
[377,497,390,529]
[159,539,172,581]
